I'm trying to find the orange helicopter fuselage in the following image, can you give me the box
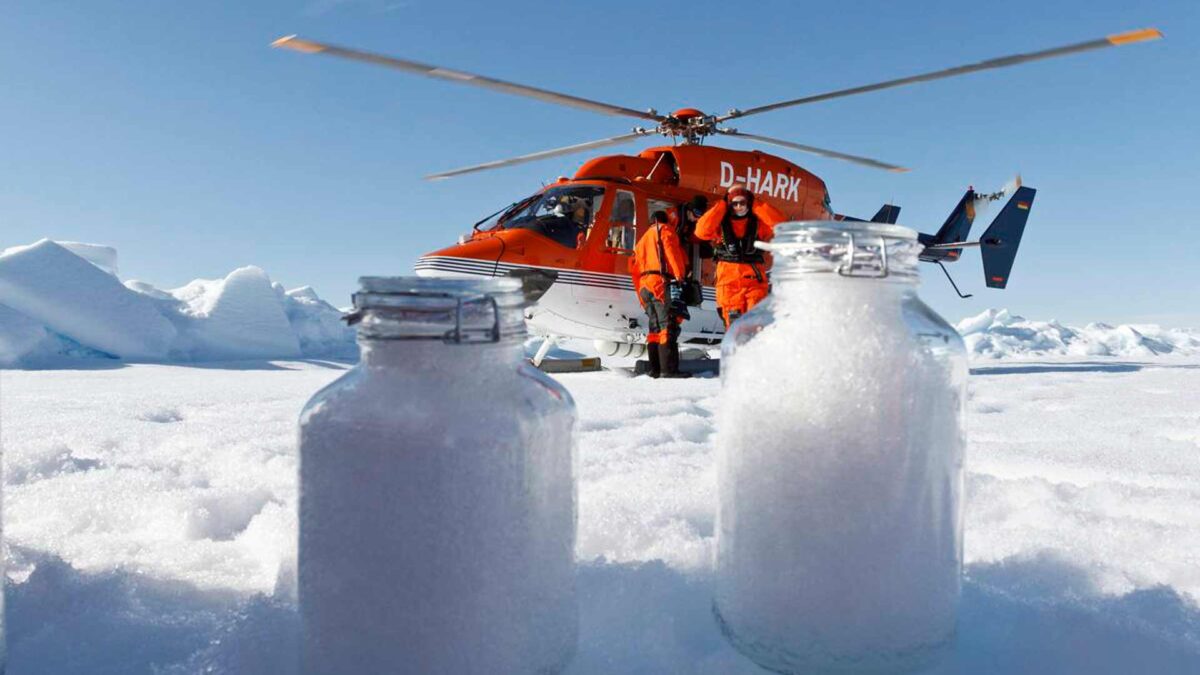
[416,144,832,344]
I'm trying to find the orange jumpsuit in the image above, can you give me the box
[629,223,689,345]
[695,199,786,327]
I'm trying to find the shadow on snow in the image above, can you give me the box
[971,361,1200,376]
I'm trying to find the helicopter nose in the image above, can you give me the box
[414,237,504,278]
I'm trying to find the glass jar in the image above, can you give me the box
[713,222,967,674]
[298,277,578,675]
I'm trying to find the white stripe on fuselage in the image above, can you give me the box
[414,255,724,342]
[414,256,716,299]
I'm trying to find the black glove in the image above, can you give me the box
[681,279,703,306]
[669,298,691,321]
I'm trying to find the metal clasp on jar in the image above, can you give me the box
[443,295,502,344]
[342,292,503,344]
[836,233,890,279]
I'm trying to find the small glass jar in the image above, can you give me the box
[714,222,967,674]
[298,277,578,675]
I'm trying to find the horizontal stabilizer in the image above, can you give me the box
[981,186,1036,288]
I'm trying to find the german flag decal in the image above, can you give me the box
[1017,202,1030,210]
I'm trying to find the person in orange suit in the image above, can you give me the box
[694,184,786,328]
[630,210,691,378]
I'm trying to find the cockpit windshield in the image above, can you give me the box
[476,185,606,249]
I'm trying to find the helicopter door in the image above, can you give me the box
[570,189,642,334]
[647,198,704,289]
[605,190,637,253]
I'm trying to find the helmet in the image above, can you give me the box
[727,183,754,207]
[687,195,708,218]
[559,196,588,221]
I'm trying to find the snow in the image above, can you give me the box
[0,304,50,366]
[1,241,117,276]
[0,237,1196,368]
[0,240,177,360]
[277,285,357,360]
[56,242,119,276]
[2,238,1200,671]
[0,240,353,366]
[957,308,1200,359]
[4,358,1200,673]
[298,340,576,673]
[169,267,302,360]
[714,281,965,672]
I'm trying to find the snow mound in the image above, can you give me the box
[0,240,354,366]
[0,240,177,360]
[277,285,357,359]
[169,267,302,361]
[2,240,119,276]
[0,303,52,365]
[59,241,119,276]
[957,309,1200,359]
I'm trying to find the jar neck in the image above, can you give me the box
[359,335,524,368]
[764,221,921,287]
[348,276,528,366]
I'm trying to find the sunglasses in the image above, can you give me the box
[731,199,749,206]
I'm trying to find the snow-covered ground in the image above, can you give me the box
[3,356,1200,674]
[3,239,1199,671]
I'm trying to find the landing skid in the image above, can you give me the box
[531,335,556,368]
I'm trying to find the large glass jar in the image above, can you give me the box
[713,222,967,674]
[298,277,578,675]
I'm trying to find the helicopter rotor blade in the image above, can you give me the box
[272,35,665,123]
[719,28,1162,122]
[718,130,909,173]
[425,131,652,181]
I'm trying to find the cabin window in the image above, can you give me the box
[484,185,605,248]
[606,190,637,254]
[647,199,675,226]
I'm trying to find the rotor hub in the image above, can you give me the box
[671,107,705,121]
[658,107,718,144]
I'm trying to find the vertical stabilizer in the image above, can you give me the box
[870,204,901,224]
[917,188,977,262]
[980,186,1036,288]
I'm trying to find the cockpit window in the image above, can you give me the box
[477,186,606,249]
[474,196,536,232]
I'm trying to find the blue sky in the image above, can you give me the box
[3,0,1196,326]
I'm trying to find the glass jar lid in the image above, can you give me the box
[348,276,526,343]
[759,221,922,281]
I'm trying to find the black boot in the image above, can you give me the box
[646,343,662,378]
[661,341,692,379]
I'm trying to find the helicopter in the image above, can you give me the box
[272,28,1160,363]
